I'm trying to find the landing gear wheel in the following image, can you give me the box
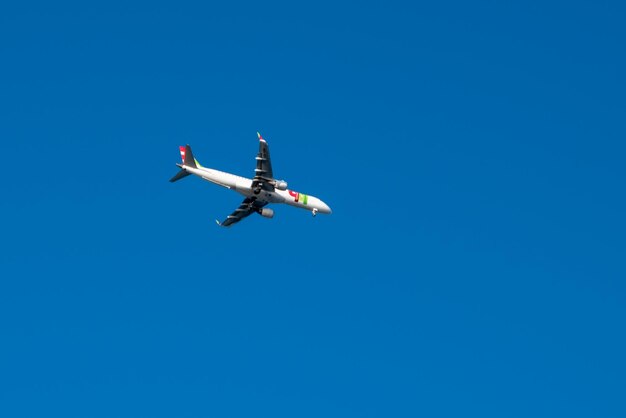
[312,208,318,217]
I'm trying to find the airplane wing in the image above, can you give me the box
[251,132,275,193]
[216,196,267,227]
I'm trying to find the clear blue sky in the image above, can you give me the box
[1,1,625,416]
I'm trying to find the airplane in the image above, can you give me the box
[169,132,332,227]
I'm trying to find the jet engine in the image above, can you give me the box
[259,208,274,218]
[275,180,288,191]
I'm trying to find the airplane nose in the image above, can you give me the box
[320,201,332,214]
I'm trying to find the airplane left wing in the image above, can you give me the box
[216,196,267,227]
[251,132,275,193]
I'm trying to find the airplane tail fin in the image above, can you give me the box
[179,145,200,168]
[170,145,200,183]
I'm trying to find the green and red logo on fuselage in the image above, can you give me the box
[288,190,308,205]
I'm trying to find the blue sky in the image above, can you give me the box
[1,1,625,416]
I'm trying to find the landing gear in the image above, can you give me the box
[312,208,318,217]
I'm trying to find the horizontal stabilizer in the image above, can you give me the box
[169,169,191,183]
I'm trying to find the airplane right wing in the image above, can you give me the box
[216,196,267,227]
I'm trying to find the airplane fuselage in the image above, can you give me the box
[179,164,332,215]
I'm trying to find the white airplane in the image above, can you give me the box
[170,132,332,227]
